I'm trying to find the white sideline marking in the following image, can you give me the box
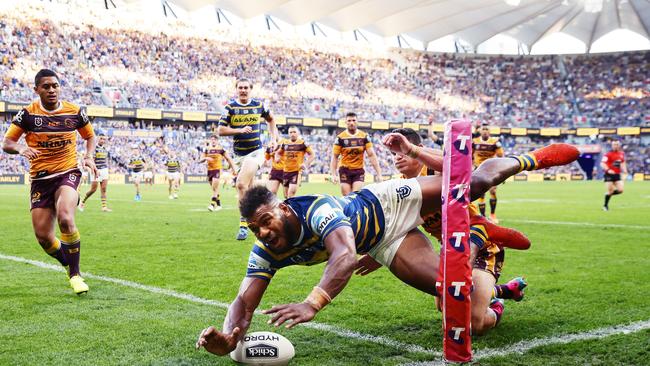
[505,219,650,230]
[403,319,650,366]
[0,253,441,357]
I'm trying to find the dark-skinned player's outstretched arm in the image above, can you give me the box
[196,226,356,356]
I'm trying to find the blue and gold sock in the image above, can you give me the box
[61,231,81,278]
[239,217,247,228]
[509,153,538,173]
[101,197,107,209]
[211,196,218,207]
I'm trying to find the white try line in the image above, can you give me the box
[505,219,650,230]
[403,319,650,366]
[0,253,441,358]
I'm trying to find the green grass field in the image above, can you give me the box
[1,181,649,365]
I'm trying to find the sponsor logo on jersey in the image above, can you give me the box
[36,139,73,149]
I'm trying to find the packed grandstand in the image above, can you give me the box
[0,0,648,178]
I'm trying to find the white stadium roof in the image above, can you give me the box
[123,0,650,53]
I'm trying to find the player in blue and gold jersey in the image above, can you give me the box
[128,149,147,202]
[79,133,111,212]
[472,124,504,222]
[218,78,278,240]
[196,136,580,356]
[2,69,96,295]
[165,150,182,199]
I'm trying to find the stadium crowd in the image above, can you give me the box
[1,1,648,129]
[2,119,646,177]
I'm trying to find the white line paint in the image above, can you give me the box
[0,253,441,357]
[403,319,650,366]
[6,253,648,362]
[505,219,650,230]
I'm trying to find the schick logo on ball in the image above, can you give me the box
[447,281,466,301]
[453,134,471,155]
[246,344,278,358]
[449,232,466,252]
[447,327,466,344]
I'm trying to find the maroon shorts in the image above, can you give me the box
[207,169,221,182]
[283,171,299,187]
[339,167,365,185]
[30,169,81,210]
[473,243,505,281]
[269,168,284,182]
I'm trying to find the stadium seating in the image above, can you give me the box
[0,1,647,128]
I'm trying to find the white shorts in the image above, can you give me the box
[144,171,153,179]
[132,172,144,181]
[232,148,265,172]
[365,178,424,267]
[167,172,181,181]
[91,168,109,183]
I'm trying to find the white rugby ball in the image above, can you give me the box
[230,331,295,366]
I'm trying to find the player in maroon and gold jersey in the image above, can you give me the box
[265,138,286,198]
[472,124,504,223]
[330,112,383,195]
[601,139,627,211]
[277,127,314,198]
[201,135,236,212]
[2,69,96,295]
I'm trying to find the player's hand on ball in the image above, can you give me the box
[355,254,382,276]
[263,303,317,329]
[196,326,242,356]
[382,133,412,155]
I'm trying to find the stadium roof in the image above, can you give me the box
[127,0,650,51]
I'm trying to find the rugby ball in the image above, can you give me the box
[230,331,295,365]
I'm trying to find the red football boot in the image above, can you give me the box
[529,143,580,170]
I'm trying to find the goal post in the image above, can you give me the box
[439,119,473,362]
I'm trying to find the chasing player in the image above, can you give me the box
[2,69,96,294]
[601,139,627,211]
[79,133,111,212]
[472,124,504,223]
[265,141,286,198]
[277,127,314,198]
[201,135,236,212]
[196,140,579,355]
[330,112,383,195]
[218,78,278,240]
[165,150,181,199]
[128,148,146,201]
